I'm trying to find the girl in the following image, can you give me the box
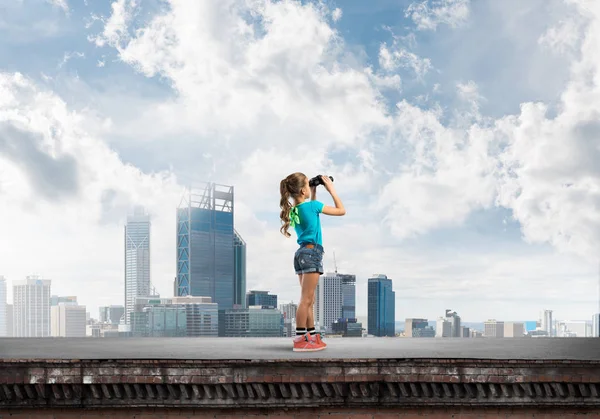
[279,173,346,352]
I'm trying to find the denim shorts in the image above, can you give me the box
[293,244,324,275]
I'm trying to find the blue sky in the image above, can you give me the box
[0,0,599,325]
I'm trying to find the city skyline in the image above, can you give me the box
[2,0,600,323]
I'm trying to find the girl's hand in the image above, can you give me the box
[321,175,335,193]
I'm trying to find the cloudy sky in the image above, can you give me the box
[1,0,600,323]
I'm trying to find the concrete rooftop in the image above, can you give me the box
[1,337,600,361]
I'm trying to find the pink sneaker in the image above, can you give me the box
[293,334,325,352]
[310,333,327,348]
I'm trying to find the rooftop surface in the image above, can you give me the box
[2,337,600,361]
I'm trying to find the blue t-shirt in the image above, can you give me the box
[293,200,325,246]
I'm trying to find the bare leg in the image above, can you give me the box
[295,273,319,330]
[299,274,316,329]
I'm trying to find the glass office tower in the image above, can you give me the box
[176,183,245,313]
[367,274,395,337]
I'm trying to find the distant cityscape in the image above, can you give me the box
[0,182,599,339]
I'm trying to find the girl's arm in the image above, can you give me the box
[321,176,346,216]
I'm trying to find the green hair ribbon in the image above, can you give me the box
[289,206,300,228]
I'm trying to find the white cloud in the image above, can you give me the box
[332,7,342,22]
[406,0,470,31]
[539,17,584,54]
[379,42,433,78]
[47,0,68,13]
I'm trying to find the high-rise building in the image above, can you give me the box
[435,317,452,337]
[504,322,525,338]
[484,320,505,338]
[99,305,125,325]
[280,302,298,337]
[341,274,356,320]
[125,206,151,324]
[0,276,6,337]
[541,310,553,336]
[445,310,461,337]
[593,314,600,338]
[51,303,86,337]
[246,290,277,309]
[175,183,243,313]
[367,274,395,337]
[315,273,343,332]
[6,304,13,337]
[13,276,51,337]
[234,231,247,308]
[461,326,470,337]
[405,318,435,338]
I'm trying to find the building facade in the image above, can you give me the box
[6,304,13,337]
[541,310,553,337]
[504,322,525,338]
[341,274,356,320]
[315,273,342,333]
[280,302,298,337]
[367,274,395,337]
[223,307,283,337]
[125,206,151,324]
[51,303,86,337]
[445,310,462,337]
[246,291,277,309]
[51,296,77,306]
[406,318,435,338]
[13,276,51,337]
[99,305,125,325]
[593,314,600,338]
[436,317,452,337]
[176,183,244,313]
[484,320,505,338]
[0,276,6,337]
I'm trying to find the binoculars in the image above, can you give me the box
[309,175,334,187]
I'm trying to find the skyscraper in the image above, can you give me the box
[315,273,342,333]
[99,305,125,325]
[0,276,6,337]
[175,183,244,311]
[484,320,505,338]
[367,274,395,337]
[13,276,51,337]
[341,274,356,320]
[445,309,461,337]
[125,206,151,324]
[234,231,247,308]
[541,309,553,337]
[593,313,600,338]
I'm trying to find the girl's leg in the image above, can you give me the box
[295,272,319,330]
[299,274,316,330]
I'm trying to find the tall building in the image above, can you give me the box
[175,183,244,312]
[280,302,298,337]
[593,314,600,338]
[51,303,86,337]
[341,274,356,320]
[234,231,247,308]
[445,310,461,337]
[556,320,589,337]
[406,318,435,338]
[367,274,395,337]
[0,276,6,337]
[504,322,525,338]
[246,290,277,309]
[484,320,504,338]
[125,206,151,324]
[13,276,51,337]
[541,309,553,336]
[435,317,452,337]
[315,273,342,332]
[99,305,125,325]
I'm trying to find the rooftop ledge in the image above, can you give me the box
[1,337,600,410]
